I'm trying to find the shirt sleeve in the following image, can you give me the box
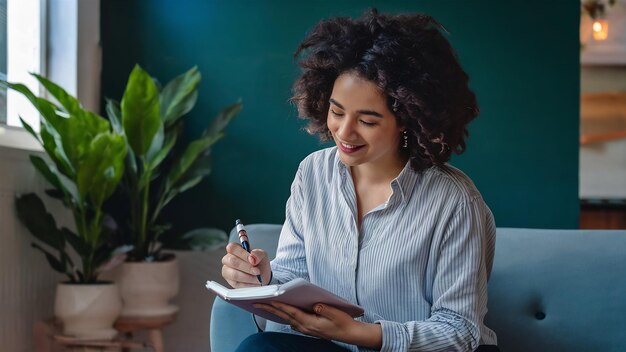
[269,166,310,285]
[374,197,494,351]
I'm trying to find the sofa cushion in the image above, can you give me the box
[486,228,626,352]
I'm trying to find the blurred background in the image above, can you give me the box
[100,0,580,233]
[2,0,625,350]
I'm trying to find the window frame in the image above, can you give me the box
[0,0,101,152]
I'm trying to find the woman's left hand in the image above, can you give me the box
[253,302,358,341]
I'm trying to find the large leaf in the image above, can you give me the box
[39,120,75,178]
[15,193,65,250]
[121,65,162,157]
[29,155,64,192]
[165,134,221,192]
[204,102,242,138]
[161,66,201,126]
[30,75,110,168]
[62,227,89,256]
[145,123,164,163]
[2,83,79,174]
[147,128,177,172]
[161,102,240,199]
[106,98,138,175]
[0,81,62,128]
[59,114,110,170]
[33,74,106,130]
[77,133,128,208]
[18,116,41,144]
[105,98,123,135]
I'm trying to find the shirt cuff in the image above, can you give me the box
[375,320,409,352]
[268,271,281,285]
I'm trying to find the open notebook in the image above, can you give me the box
[206,278,364,324]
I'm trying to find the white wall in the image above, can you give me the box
[0,146,65,352]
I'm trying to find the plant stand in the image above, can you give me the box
[34,314,176,352]
[114,314,176,352]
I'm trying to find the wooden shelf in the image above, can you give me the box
[580,130,626,144]
[580,92,626,145]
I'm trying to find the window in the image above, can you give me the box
[1,0,45,132]
[0,0,7,125]
[0,0,100,151]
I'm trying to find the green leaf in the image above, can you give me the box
[0,81,63,128]
[178,151,212,185]
[162,227,227,251]
[59,114,110,170]
[147,128,177,172]
[33,74,103,124]
[176,176,203,194]
[105,98,123,135]
[62,227,89,256]
[31,74,111,168]
[106,98,138,175]
[29,155,64,191]
[166,134,221,191]
[39,121,75,179]
[121,65,162,157]
[204,101,242,138]
[161,66,201,127]
[2,82,87,176]
[76,132,128,208]
[145,123,164,163]
[18,116,41,144]
[15,193,65,250]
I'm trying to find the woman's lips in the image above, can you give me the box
[338,142,364,154]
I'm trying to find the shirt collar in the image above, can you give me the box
[390,161,419,205]
[333,148,419,205]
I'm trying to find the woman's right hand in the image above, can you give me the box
[221,243,272,288]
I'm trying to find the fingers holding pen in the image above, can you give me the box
[222,243,262,288]
[224,243,262,275]
[226,242,251,260]
[249,249,272,285]
[221,265,262,287]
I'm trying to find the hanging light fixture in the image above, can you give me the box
[592,3,609,40]
[582,0,615,41]
[592,18,609,40]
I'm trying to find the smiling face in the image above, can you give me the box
[327,72,405,172]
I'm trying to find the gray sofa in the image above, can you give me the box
[210,224,626,351]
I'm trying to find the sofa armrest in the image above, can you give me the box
[209,223,282,351]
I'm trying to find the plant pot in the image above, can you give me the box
[54,282,122,340]
[117,255,180,317]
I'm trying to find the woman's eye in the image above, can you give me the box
[330,109,344,117]
[360,120,377,126]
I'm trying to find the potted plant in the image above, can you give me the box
[2,75,130,339]
[104,65,241,317]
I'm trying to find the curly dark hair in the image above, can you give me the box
[291,9,479,172]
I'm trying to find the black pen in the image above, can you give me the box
[235,219,263,284]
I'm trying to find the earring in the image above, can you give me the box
[402,130,408,148]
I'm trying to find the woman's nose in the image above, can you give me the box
[336,118,356,139]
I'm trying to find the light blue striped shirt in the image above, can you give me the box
[268,147,497,351]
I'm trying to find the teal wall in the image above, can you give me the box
[101,0,580,233]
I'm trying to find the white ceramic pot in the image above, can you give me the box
[117,256,179,317]
[54,282,122,340]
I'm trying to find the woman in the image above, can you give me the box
[221,9,499,352]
